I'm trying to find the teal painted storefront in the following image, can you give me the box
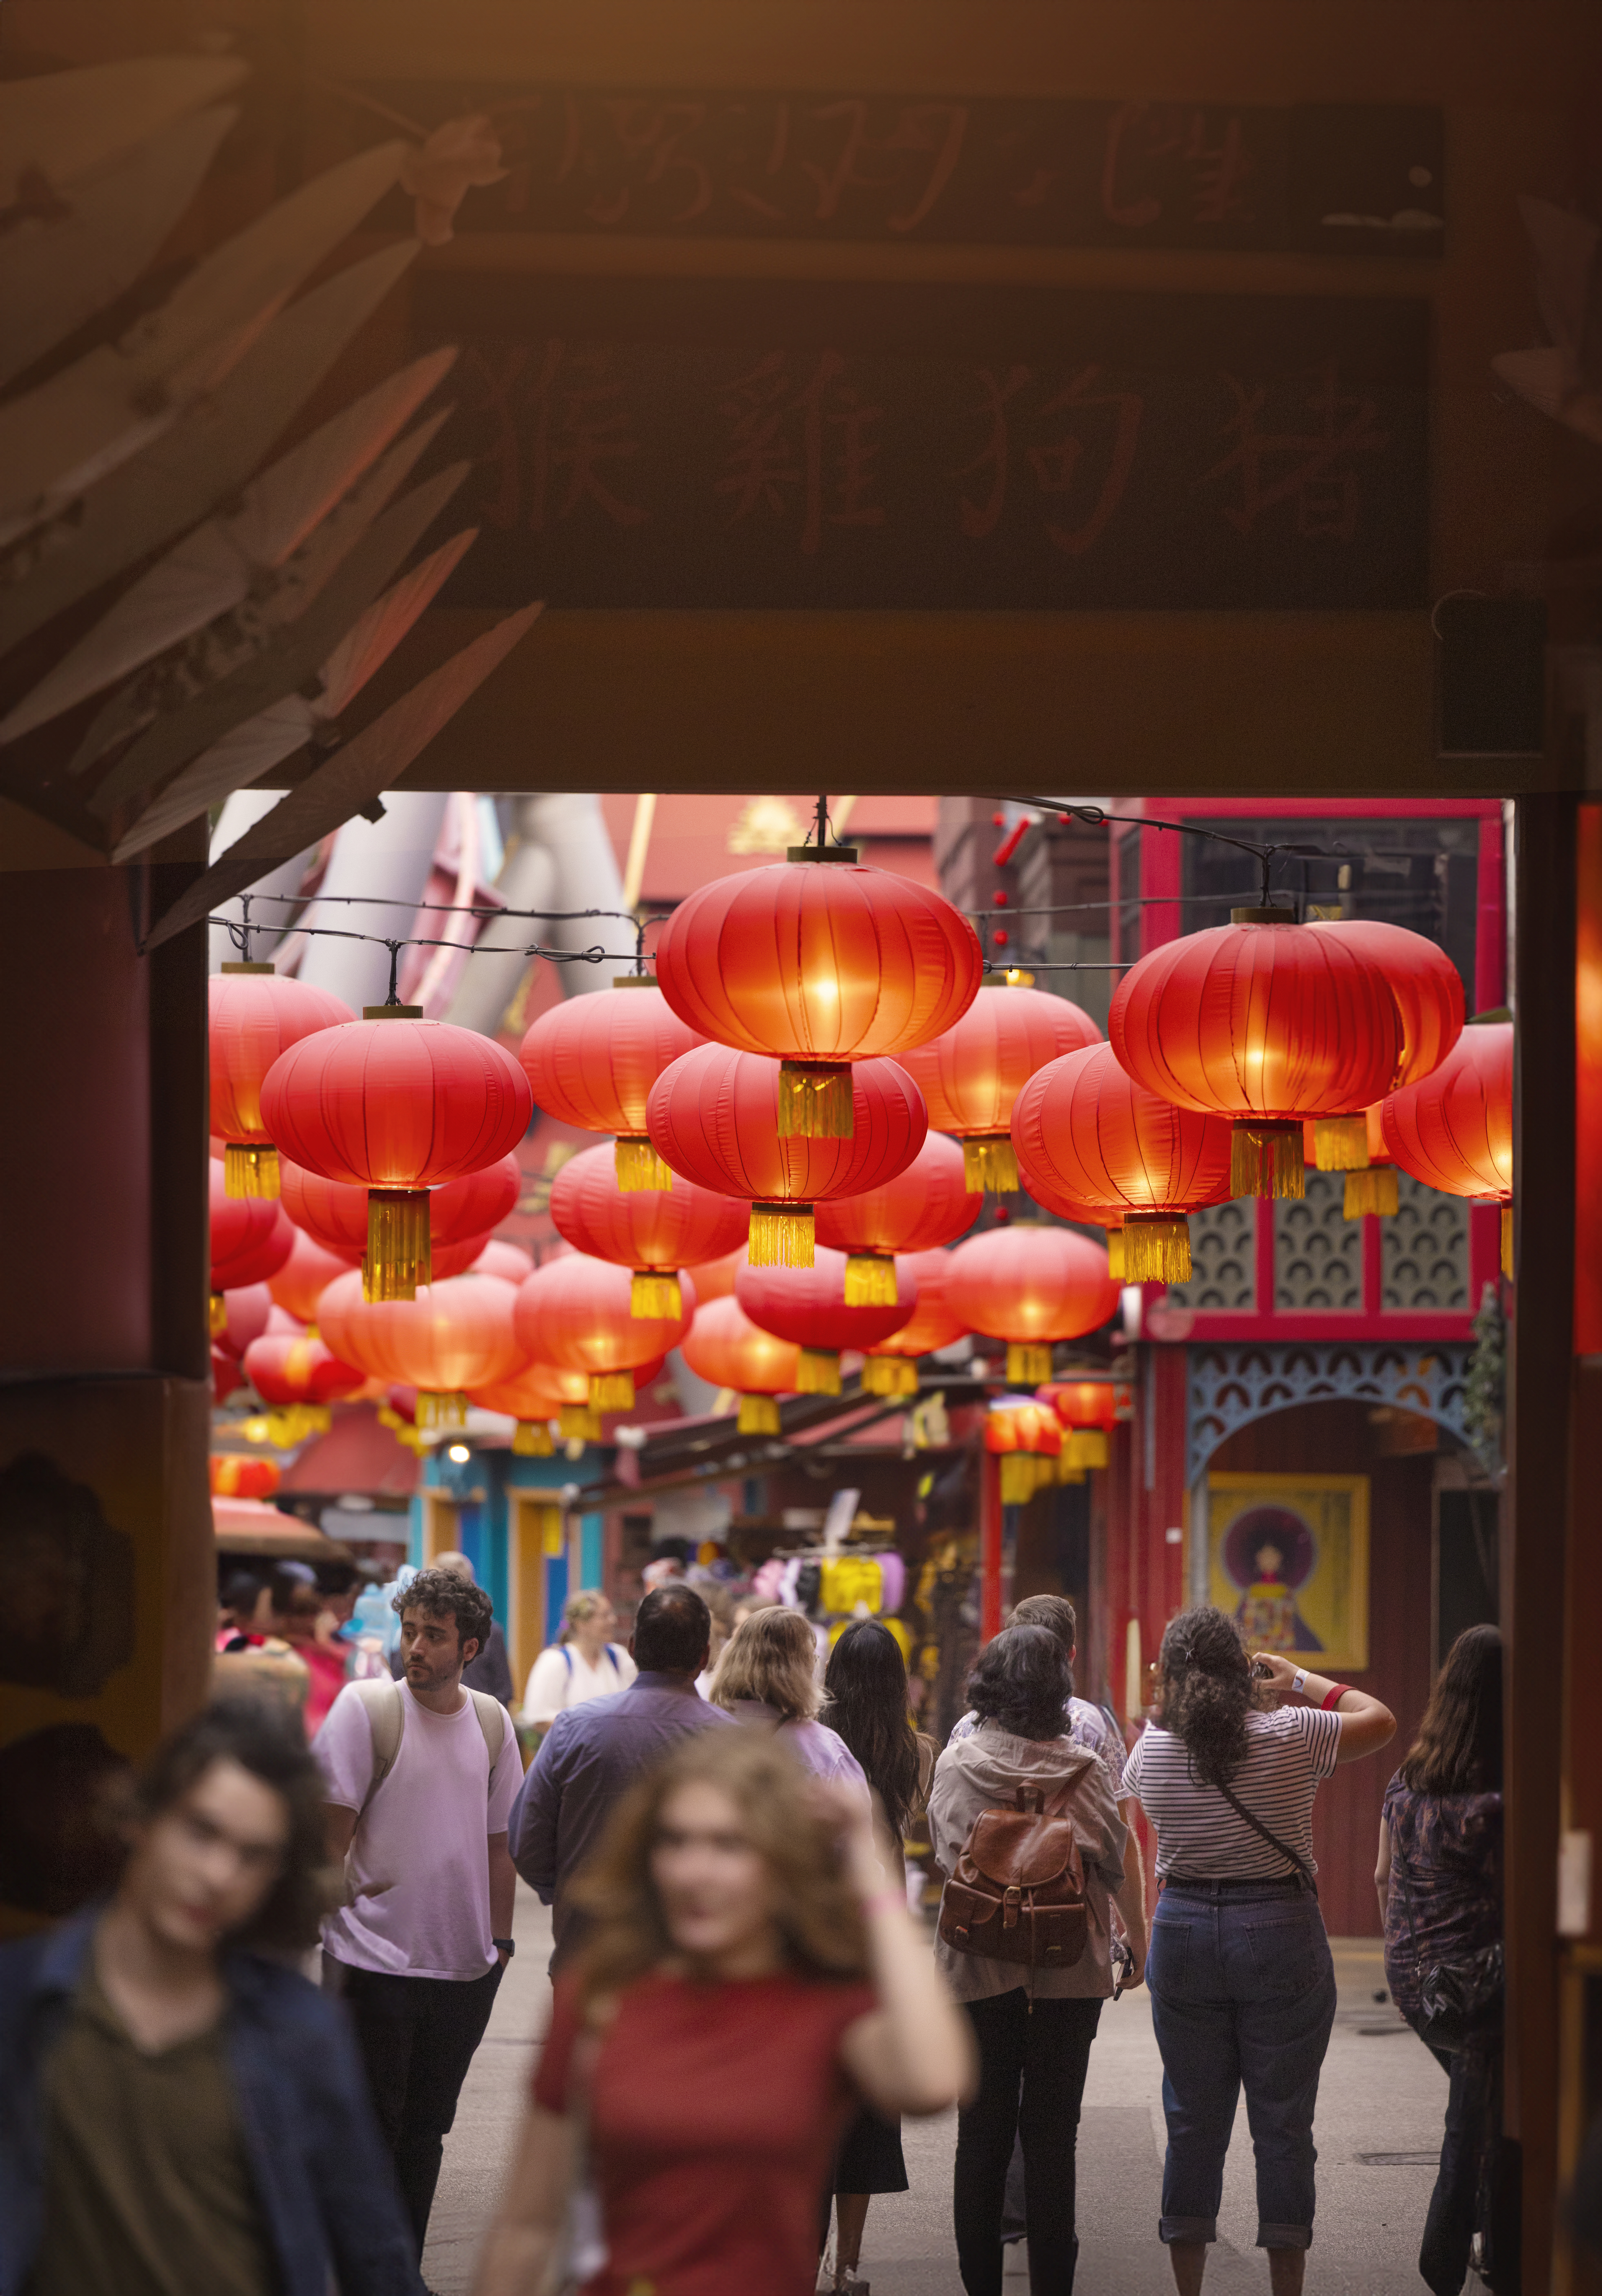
[411,1443,611,1666]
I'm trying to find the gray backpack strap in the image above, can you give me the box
[348,1677,406,1820]
[466,1687,507,1780]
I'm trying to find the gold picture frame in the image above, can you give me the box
[1207,1471,1371,1674]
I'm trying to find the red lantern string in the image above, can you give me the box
[550,1140,749,1318]
[945,1224,1120,1386]
[513,1253,695,1414]
[814,1133,980,1304]
[735,1245,918,1397]
[520,978,705,1191]
[897,981,1101,1192]
[209,967,352,1199]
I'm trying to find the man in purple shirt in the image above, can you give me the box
[509,1584,731,1969]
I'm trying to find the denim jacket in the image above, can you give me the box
[0,1908,423,2296]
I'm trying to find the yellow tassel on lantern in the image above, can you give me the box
[266,1404,330,1447]
[1106,1229,1126,1280]
[748,1202,815,1267]
[962,1135,1020,1193]
[861,1354,918,1397]
[589,1370,635,1412]
[224,1141,280,1199]
[1006,1341,1053,1385]
[1313,1116,1370,1172]
[1343,1166,1399,1220]
[999,1455,1038,1505]
[209,1292,228,1337]
[365,1188,431,1301]
[844,1254,899,1306]
[777,1061,854,1139]
[559,1401,603,1441]
[1501,1204,1513,1279]
[737,1393,783,1435]
[615,1136,674,1191]
[630,1269,682,1318]
[377,1404,426,1455]
[1063,1429,1110,1472]
[1230,1123,1305,1201]
[1121,1216,1193,1284]
[796,1347,841,1395]
[415,1390,468,1431]
[513,1420,554,1456]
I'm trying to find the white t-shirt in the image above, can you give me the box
[314,1680,521,1980]
[1121,1705,1342,1880]
[520,1640,636,1725]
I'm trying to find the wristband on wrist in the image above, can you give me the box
[1290,1668,1308,1697]
[1320,1683,1353,1711]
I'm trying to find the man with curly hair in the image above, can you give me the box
[314,1565,521,2258]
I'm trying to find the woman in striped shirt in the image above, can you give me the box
[1122,1607,1395,2296]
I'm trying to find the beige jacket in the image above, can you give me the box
[927,1723,1128,2002]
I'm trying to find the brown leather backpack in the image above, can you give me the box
[938,1784,1089,1968]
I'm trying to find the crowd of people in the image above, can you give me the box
[2,1560,1544,2296]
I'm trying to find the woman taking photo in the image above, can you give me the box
[1375,1624,1504,2296]
[1125,1608,1395,2296]
[709,1606,869,1802]
[817,1619,941,2293]
[472,1726,973,2296]
[928,1624,1141,2296]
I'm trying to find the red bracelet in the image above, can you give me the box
[1321,1683,1353,1710]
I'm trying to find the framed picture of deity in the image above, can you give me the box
[1206,1472,1371,1674]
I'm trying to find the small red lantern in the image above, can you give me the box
[736,1246,918,1396]
[646,1043,926,1269]
[243,1328,367,1440]
[213,1282,272,1360]
[261,1012,532,1301]
[1380,1018,1514,1274]
[471,1356,665,1447]
[520,978,706,1191]
[1298,919,1465,1191]
[210,1163,294,1329]
[679,1293,801,1435]
[1011,1042,1234,1283]
[472,1239,535,1284]
[897,982,1101,1191]
[985,1399,1063,1503]
[319,1269,525,1428]
[945,1224,1120,1385]
[514,1253,694,1414]
[209,1453,280,1498]
[212,1347,243,1406]
[279,1152,524,1297]
[653,848,981,1139]
[1109,916,1402,1200]
[430,1153,521,1246]
[859,1246,970,1395]
[1036,1377,1120,1473]
[209,966,352,1198]
[551,1141,750,1319]
[814,1132,980,1305]
[683,1246,744,1304]
[268,1226,361,1325]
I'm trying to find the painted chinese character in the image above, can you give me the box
[528,340,649,530]
[1101,102,1254,232]
[1199,365,1389,541]
[716,349,884,554]
[800,100,968,234]
[953,364,1142,555]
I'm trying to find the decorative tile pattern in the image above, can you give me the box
[1186,1340,1477,1482]
[1275,1173,1362,1310]
[1167,1200,1256,1312]
[1382,1176,1469,1312]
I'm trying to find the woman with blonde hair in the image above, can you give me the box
[709,1605,869,1798]
[519,1590,635,1744]
[472,1726,974,2296]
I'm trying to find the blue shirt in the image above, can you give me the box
[509,1671,732,1965]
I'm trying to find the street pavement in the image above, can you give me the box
[423,1886,1450,2296]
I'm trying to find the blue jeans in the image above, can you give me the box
[1146,1879,1337,2251]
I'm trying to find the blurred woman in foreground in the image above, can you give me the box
[473,1726,972,2296]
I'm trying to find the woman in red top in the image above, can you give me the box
[473,1725,973,2296]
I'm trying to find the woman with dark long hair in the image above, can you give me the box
[1375,1624,1505,2295]
[817,1620,940,2292]
[1124,1607,1395,2296]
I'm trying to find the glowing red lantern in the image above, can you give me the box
[214,1282,272,1360]
[550,1141,749,1318]
[858,1246,970,1395]
[470,1356,665,1448]
[736,1246,917,1396]
[210,1163,293,1328]
[653,848,981,1138]
[319,1268,524,1427]
[244,1329,366,1425]
[473,1239,534,1284]
[209,966,352,1198]
[209,1453,280,1497]
[1011,1042,1234,1283]
[680,1293,801,1435]
[212,1347,243,1405]
[815,1133,980,1305]
[280,1153,520,1288]
[514,1253,694,1414]
[260,1012,531,1301]
[945,1224,1120,1385]
[1380,1018,1514,1273]
[520,978,705,1190]
[1109,916,1401,1200]
[646,1043,926,1269]
[683,1246,744,1304]
[985,1399,1063,1504]
[897,982,1101,1191]
[1037,1377,1121,1473]
[1298,919,1465,1191]
[268,1226,360,1325]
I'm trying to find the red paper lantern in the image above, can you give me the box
[268,1226,361,1325]
[514,1253,694,1414]
[244,1329,366,1410]
[551,1141,749,1319]
[210,1163,294,1327]
[520,978,705,1190]
[1380,1019,1514,1273]
[1036,1377,1120,1473]
[213,1282,272,1360]
[1011,1042,1234,1283]
[261,1013,532,1301]
[653,852,981,1139]
[1299,919,1465,1195]
[209,1453,280,1497]
[736,1245,917,1396]
[680,1293,801,1435]
[212,1347,243,1405]
[814,1133,980,1305]
[646,1043,926,1269]
[897,982,1101,1191]
[985,1399,1063,1503]
[1109,917,1402,1200]
[683,1246,744,1304]
[209,965,352,1199]
[281,1154,521,1284]
[468,1353,667,1450]
[430,1153,521,1246]
[319,1269,525,1427]
[859,1246,970,1395]
[945,1224,1120,1385]
[473,1239,535,1284]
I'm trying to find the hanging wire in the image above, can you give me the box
[999,796,1331,910]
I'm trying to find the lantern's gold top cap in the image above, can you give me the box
[1231,906,1296,924]
[222,961,276,974]
[786,844,859,864]
[363,1003,425,1019]
[612,974,660,989]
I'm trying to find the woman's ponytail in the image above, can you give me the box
[1158,1607,1254,1787]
